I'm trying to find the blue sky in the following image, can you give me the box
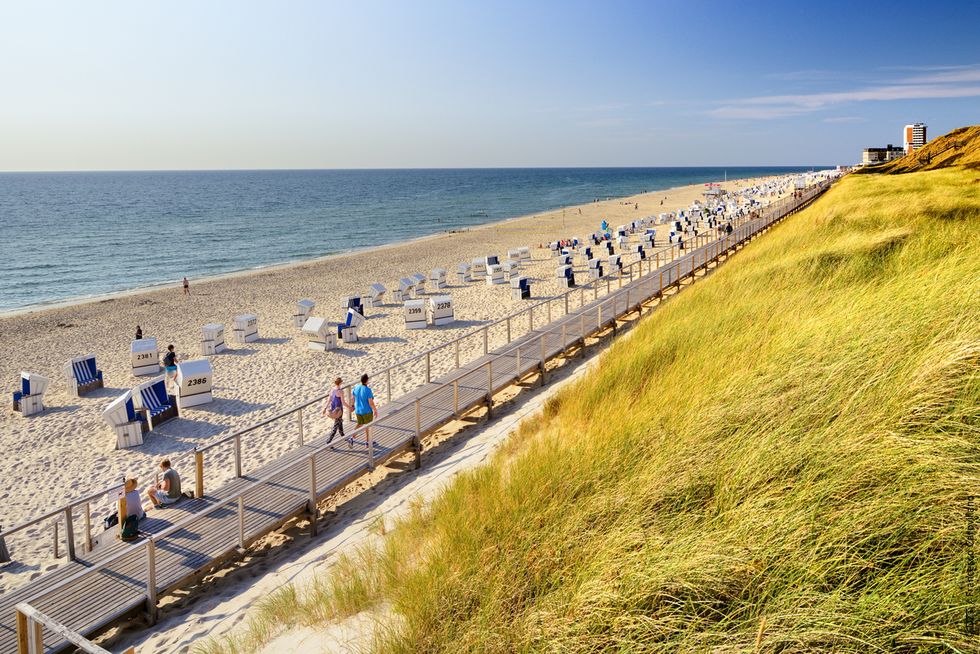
[1,0,978,171]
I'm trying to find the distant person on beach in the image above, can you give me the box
[147,459,182,507]
[135,325,142,340]
[163,345,178,388]
[322,377,353,444]
[350,374,378,446]
[182,277,190,295]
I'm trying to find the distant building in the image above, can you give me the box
[904,123,927,152]
[862,144,905,165]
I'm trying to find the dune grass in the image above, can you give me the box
[198,166,980,653]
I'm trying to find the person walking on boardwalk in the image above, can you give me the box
[322,377,353,444]
[350,373,378,448]
[183,277,190,295]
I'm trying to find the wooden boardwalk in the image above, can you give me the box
[0,184,830,653]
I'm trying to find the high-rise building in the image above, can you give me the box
[904,123,927,152]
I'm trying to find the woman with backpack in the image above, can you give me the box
[322,377,352,444]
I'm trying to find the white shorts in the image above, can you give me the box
[158,493,180,505]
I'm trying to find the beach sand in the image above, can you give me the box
[0,176,788,593]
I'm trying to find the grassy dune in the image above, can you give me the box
[201,165,980,653]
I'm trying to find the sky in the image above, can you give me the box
[1,0,978,171]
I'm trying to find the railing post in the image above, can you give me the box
[64,506,75,562]
[146,538,158,624]
[234,434,242,478]
[413,399,422,469]
[539,334,547,386]
[297,407,304,447]
[547,301,552,323]
[453,379,459,414]
[506,317,511,343]
[238,495,246,549]
[454,340,460,369]
[483,327,488,354]
[529,305,534,332]
[195,449,204,498]
[53,519,59,560]
[564,293,569,315]
[386,368,392,403]
[426,352,431,384]
[486,361,493,418]
[308,454,318,535]
[516,346,522,382]
[84,502,92,553]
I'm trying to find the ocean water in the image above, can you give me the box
[0,167,822,312]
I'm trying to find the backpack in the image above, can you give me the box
[328,389,344,420]
[120,514,140,541]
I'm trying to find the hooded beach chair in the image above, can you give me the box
[427,295,454,326]
[294,300,315,328]
[133,376,178,430]
[102,391,147,449]
[64,354,104,397]
[337,308,365,342]
[12,372,50,416]
[302,316,337,351]
[510,277,531,300]
[366,283,386,307]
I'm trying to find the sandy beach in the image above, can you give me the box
[0,175,788,593]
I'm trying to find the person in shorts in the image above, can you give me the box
[147,459,182,507]
[350,374,378,447]
[163,344,179,390]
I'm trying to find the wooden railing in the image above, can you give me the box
[15,603,134,654]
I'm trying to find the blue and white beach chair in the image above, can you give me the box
[64,354,104,397]
[12,372,50,416]
[102,390,147,448]
[133,376,178,430]
[337,308,365,342]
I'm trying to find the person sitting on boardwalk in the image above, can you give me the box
[350,374,378,447]
[147,459,182,507]
[124,478,146,520]
[322,377,353,444]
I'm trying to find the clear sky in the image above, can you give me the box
[1,0,978,171]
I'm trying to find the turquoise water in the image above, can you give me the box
[0,167,823,311]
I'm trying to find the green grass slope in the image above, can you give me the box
[202,167,980,653]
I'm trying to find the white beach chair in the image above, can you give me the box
[589,259,605,279]
[518,246,531,262]
[12,372,50,417]
[102,391,147,449]
[64,354,104,397]
[510,277,531,300]
[302,317,337,351]
[395,277,415,302]
[131,337,160,376]
[294,300,315,329]
[411,273,427,295]
[174,359,214,409]
[427,295,454,326]
[429,268,447,289]
[608,254,622,275]
[366,283,387,307]
[233,314,259,343]
[201,323,227,356]
[132,376,178,430]
[507,248,521,261]
[471,257,487,279]
[503,260,521,279]
[558,265,576,288]
[456,262,471,283]
[338,308,365,342]
[485,264,505,285]
[404,299,427,329]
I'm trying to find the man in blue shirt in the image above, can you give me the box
[350,374,378,446]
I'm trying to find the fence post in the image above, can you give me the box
[52,520,59,560]
[234,434,242,478]
[455,340,460,369]
[413,399,422,469]
[84,502,92,553]
[238,495,246,549]
[486,361,493,418]
[146,538,158,624]
[529,306,534,332]
[539,333,547,386]
[297,407,305,447]
[516,346,522,382]
[195,449,205,498]
[506,317,511,343]
[426,352,431,384]
[564,293,569,315]
[64,506,75,562]
[483,327,489,354]
[453,379,459,414]
[308,455,318,535]
[547,301,552,323]
[386,368,392,403]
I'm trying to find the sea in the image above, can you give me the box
[0,167,824,313]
